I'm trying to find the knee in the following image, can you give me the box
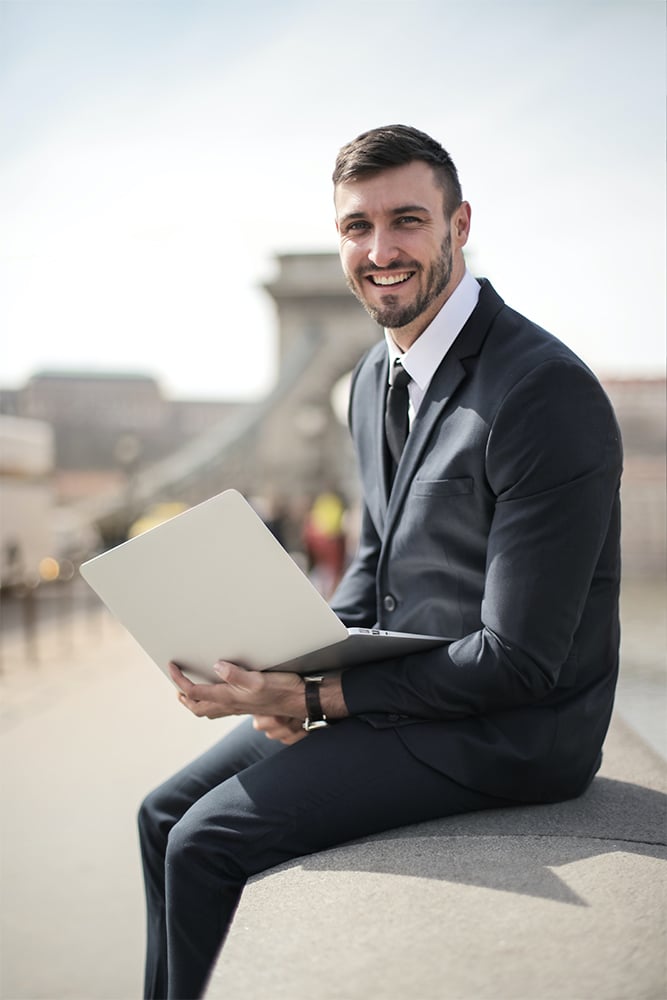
[137,785,172,853]
[165,815,246,886]
[164,816,207,876]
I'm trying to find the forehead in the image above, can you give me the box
[334,160,443,219]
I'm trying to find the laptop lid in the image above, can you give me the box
[80,489,349,682]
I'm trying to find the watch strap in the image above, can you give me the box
[303,674,328,731]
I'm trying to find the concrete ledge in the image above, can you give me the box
[206,714,666,1000]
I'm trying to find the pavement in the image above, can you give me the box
[0,578,665,1000]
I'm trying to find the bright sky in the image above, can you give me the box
[1,0,665,400]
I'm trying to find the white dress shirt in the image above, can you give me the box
[384,269,481,425]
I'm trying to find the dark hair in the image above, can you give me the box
[332,124,463,216]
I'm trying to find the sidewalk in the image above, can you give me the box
[1,613,236,1000]
[0,580,665,999]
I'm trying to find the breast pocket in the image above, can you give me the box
[413,477,474,497]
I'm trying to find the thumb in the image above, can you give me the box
[213,660,260,690]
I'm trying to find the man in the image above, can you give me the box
[139,125,622,1000]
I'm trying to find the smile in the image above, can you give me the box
[366,271,415,287]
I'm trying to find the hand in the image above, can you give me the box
[168,661,305,721]
[253,715,308,745]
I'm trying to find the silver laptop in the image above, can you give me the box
[80,489,446,684]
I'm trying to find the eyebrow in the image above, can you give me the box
[391,204,431,216]
[338,203,431,226]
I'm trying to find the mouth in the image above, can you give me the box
[365,270,416,288]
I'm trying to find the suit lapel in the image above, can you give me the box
[360,350,391,529]
[385,352,467,526]
[384,279,505,532]
[373,354,392,512]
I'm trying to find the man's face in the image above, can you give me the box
[335,161,469,344]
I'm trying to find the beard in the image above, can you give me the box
[345,230,453,329]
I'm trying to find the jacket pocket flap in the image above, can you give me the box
[414,477,473,497]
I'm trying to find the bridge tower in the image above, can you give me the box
[254,251,381,502]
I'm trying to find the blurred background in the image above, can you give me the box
[1,1,665,997]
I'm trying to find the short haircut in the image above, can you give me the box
[332,124,463,217]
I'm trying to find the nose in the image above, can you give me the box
[368,228,399,268]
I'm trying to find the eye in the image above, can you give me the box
[396,215,422,225]
[345,220,370,232]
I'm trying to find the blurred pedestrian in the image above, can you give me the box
[303,491,347,597]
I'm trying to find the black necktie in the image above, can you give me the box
[384,360,411,474]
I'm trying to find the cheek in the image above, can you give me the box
[340,243,362,276]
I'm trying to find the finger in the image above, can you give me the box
[252,715,273,731]
[179,696,221,719]
[170,668,229,703]
[169,663,221,703]
[253,715,290,740]
[285,717,306,733]
[265,723,308,744]
[279,728,308,745]
[252,714,286,734]
[214,661,261,691]
[169,661,195,694]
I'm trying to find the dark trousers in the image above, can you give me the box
[138,716,513,1000]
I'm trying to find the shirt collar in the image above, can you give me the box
[385,269,480,388]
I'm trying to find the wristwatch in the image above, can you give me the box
[302,674,329,731]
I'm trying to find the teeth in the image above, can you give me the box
[370,272,412,286]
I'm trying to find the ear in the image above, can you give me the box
[452,201,471,249]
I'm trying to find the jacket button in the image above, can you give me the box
[383,594,396,612]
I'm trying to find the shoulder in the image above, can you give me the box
[473,282,603,396]
[345,341,385,432]
[353,339,385,374]
[349,340,385,395]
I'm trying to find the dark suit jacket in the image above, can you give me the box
[332,279,623,803]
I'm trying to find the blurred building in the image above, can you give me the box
[603,379,666,580]
[1,253,664,578]
[0,373,248,505]
[0,415,55,586]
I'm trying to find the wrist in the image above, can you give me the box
[270,671,348,723]
[303,674,328,731]
[304,672,348,725]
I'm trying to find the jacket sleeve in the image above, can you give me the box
[342,359,623,720]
